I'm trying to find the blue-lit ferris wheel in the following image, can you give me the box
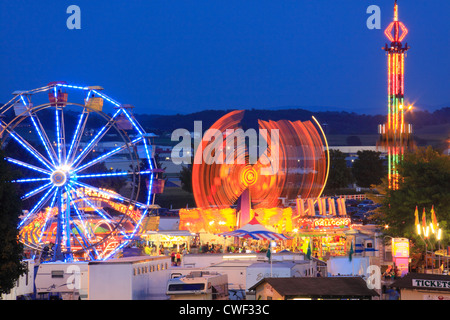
[0,82,163,262]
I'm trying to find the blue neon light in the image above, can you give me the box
[21,182,52,199]
[72,109,121,166]
[9,132,53,171]
[29,115,57,166]
[37,191,58,244]
[6,157,51,175]
[66,112,86,164]
[74,136,143,173]
[18,186,56,228]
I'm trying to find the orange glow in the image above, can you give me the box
[241,166,258,186]
[192,110,328,210]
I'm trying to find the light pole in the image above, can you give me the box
[416,222,429,272]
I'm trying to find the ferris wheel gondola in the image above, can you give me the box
[0,82,163,262]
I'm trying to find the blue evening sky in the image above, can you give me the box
[0,0,448,115]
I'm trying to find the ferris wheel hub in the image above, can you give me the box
[50,169,68,187]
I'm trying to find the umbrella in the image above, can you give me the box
[217,217,291,240]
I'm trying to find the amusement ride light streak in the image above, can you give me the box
[191,110,328,228]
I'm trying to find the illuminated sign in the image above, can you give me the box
[413,279,450,289]
[298,217,351,230]
[313,218,351,228]
[392,238,409,258]
[392,238,409,277]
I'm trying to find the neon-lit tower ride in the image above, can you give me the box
[378,0,414,190]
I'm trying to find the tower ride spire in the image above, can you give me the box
[378,0,414,190]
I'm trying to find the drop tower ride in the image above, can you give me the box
[378,0,414,190]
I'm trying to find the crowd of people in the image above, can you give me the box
[383,265,400,280]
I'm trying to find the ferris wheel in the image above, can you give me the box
[0,82,164,262]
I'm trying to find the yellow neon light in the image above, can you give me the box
[312,116,330,200]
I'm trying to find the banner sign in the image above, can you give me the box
[298,217,351,230]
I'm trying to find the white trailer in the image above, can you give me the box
[327,256,371,277]
[166,271,228,300]
[34,261,89,300]
[88,255,171,300]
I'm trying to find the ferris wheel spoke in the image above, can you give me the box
[13,177,51,183]
[18,186,57,229]
[37,191,59,244]
[21,182,53,200]
[73,136,143,174]
[70,224,93,256]
[72,109,122,168]
[67,206,97,253]
[28,112,58,166]
[70,223,97,260]
[55,107,66,165]
[66,109,89,165]
[3,126,54,171]
[6,157,52,175]
[71,204,97,243]
[121,107,144,135]
[75,171,129,179]
[66,186,95,240]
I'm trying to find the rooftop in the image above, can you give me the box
[248,276,379,298]
[389,273,450,291]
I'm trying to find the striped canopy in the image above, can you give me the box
[217,217,291,241]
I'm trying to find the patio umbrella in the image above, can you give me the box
[217,217,291,240]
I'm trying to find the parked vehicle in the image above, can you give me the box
[346,207,358,214]
[166,271,228,300]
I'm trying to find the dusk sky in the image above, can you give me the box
[1,0,448,116]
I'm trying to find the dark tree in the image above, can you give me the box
[352,150,385,188]
[0,149,26,295]
[379,146,450,244]
[325,149,353,190]
[179,165,193,194]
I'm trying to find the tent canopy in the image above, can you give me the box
[217,217,291,241]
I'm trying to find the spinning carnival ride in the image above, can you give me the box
[0,82,163,261]
[184,110,330,232]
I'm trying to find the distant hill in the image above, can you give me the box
[135,107,449,136]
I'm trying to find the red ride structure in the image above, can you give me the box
[378,0,414,190]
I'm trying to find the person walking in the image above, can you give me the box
[171,251,176,266]
[176,251,181,266]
